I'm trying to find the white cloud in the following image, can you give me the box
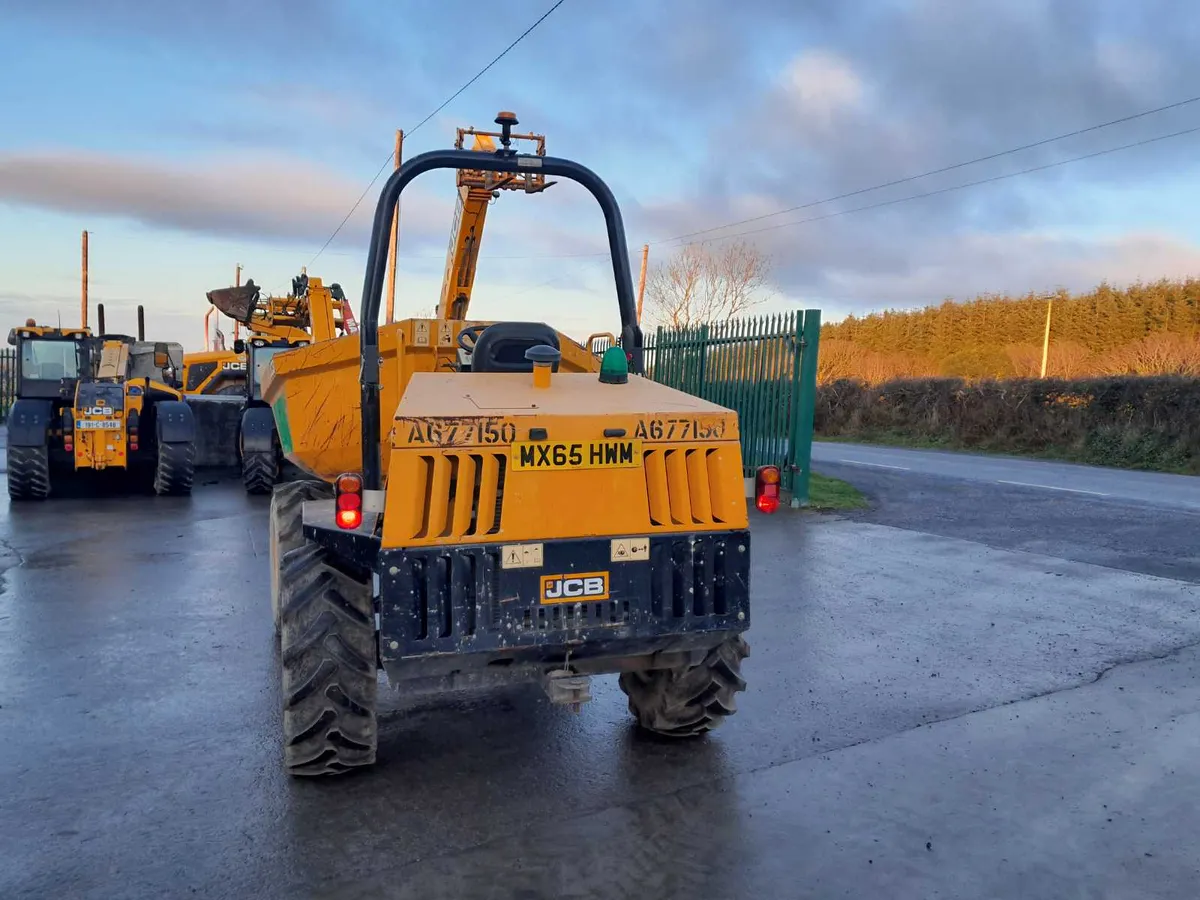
[0,149,449,250]
[780,50,865,124]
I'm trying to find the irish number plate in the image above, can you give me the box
[76,419,121,430]
[511,440,642,471]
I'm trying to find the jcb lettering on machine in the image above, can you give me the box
[541,572,610,603]
[511,439,642,471]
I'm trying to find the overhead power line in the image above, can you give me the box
[680,123,1200,246]
[652,94,1200,247]
[307,0,568,267]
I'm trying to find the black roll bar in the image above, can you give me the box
[357,148,644,489]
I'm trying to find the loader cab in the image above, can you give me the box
[8,325,91,401]
[235,337,304,403]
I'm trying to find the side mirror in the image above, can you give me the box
[153,341,169,368]
[233,339,246,354]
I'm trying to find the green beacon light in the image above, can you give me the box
[598,346,628,384]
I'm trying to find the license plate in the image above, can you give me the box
[76,419,121,430]
[511,439,642,470]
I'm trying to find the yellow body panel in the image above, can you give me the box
[380,372,747,549]
[180,350,245,395]
[71,378,179,471]
[263,318,601,481]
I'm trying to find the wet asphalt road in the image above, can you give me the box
[2,448,1199,898]
[812,440,1200,511]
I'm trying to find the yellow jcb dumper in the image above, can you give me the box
[7,304,196,499]
[263,113,773,776]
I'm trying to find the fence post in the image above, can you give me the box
[790,309,821,507]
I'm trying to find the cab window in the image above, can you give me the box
[20,339,80,381]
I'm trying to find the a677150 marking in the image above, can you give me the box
[633,417,726,441]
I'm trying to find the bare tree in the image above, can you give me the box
[645,240,771,328]
[1102,332,1200,376]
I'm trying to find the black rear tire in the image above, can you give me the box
[269,480,333,633]
[242,450,278,495]
[154,441,195,495]
[280,542,377,776]
[7,445,50,501]
[618,635,750,737]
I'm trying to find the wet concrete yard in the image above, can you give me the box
[1,460,1198,899]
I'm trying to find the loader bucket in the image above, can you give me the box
[206,285,259,325]
[186,395,244,467]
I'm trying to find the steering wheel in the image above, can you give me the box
[457,325,488,353]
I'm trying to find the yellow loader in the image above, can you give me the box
[7,304,195,499]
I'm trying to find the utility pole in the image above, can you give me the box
[233,263,243,342]
[385,129,405,324]
[635,243,649,324]
[81,230,89,329]
[1039,294,1053,378]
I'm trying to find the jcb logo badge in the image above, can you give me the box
[540,572,609,604]
[85,407,110,416]
[222,361,246,371]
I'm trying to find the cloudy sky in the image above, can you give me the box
[3,0,1200,349]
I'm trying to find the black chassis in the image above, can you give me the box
[301,500,750,692]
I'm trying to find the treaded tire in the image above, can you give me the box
[242,450,278,495]
[619,635,750,737]
[154,441,195,495]
[280,542,377,776]
[269,480,333,633]
[7,445,50,501]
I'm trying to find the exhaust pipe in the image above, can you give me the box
[137,305,145,341]
[97,303,106,336]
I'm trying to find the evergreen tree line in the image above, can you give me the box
[819,278,1200,382]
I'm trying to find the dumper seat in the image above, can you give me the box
[470,322,560,373]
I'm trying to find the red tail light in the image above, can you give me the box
[335,472,363,530]
[755,465,780,514]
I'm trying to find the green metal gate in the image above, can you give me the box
[641,310,821,506]
[0,348,15,421]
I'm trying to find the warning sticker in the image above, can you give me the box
[501,543,544,569]
[413,320,431,347]
[610,537,650,562]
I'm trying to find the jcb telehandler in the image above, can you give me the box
[7,304,196,499]
[263,112,774,776]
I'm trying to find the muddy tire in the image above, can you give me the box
[153,440,195,495]
[619,635,750,737]
[7,445,50,501]
[279,541,377,776]
[269,480,333,633]
[242,450,278,495]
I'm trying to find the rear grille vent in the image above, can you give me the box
[408,549,499,641]
[414,452,506,540]
[650,536,732,620]
[643,447,729,527]
[516,600,631,633]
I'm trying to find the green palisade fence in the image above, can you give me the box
[0,349,15,421]
[638,310,822,506]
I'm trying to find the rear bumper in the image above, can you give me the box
[377,530,750,680]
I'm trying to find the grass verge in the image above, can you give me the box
[804,473,868,510]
